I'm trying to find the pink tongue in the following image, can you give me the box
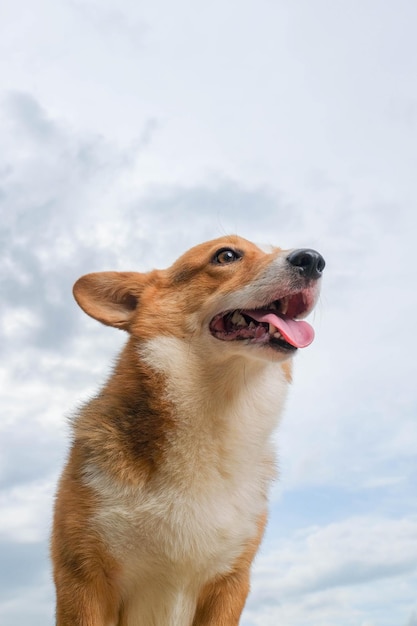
[244,310,315,348]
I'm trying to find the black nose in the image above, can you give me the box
[287,249,325,280]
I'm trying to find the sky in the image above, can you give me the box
[0,0,416,624]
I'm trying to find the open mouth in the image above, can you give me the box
[209,288,317,352]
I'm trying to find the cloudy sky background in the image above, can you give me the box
[1,1,416,624]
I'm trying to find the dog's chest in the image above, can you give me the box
[88,439,271,584]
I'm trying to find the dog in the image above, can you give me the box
[51,235,325,626]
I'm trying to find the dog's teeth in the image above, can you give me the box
[269,323,275,335]
[274,331,282,339]
[248,321,256,329]
[231,312,247,327]
[280,299,288,315]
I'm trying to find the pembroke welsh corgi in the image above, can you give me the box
[51,235,325,626]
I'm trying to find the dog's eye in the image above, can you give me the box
[212,248,242,265]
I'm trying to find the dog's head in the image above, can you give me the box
[73,236,324,363]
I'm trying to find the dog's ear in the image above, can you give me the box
[73,272,146,330]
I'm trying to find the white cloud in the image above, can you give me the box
[0,480,55,543]
[1,307,41,339]
[244,515,417,626]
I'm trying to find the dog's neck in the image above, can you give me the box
[79,336,291,488]
[137,335,291,413]
[136,335,291,472]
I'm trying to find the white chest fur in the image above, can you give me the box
[84,337,289,625]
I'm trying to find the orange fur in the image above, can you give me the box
[51,236,323,626]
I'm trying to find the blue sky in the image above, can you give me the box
[0,1,416,624]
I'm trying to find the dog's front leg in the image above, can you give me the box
[52,476,121,626]
[54,571,120,626]
[192,512,266,626]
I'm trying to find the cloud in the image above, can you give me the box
[0,479,55,626]
[0,479,55,543]
[0,541,50,599]
[281,516,417,595]
[68,0,147,50]
[0,575,54,626]
[0,91,152,359]
[243,515,417,626]
[407,612,417,626]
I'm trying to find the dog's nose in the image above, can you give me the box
[287,249,325,280]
